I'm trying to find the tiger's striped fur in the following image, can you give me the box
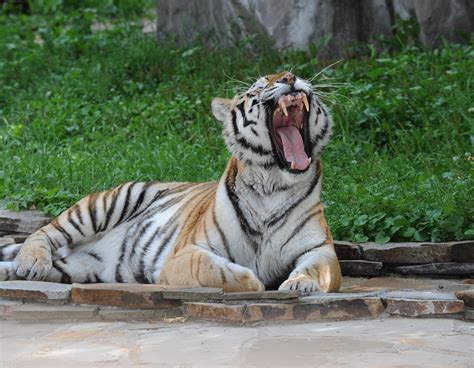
[0,72,342,292]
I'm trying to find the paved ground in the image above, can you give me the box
[1,318,472,367]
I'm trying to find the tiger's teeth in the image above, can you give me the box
[290,161,296,170]
[280,101,288,116]
[308,157,312,165]
[301,94,310,112]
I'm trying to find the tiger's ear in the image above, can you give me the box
[211,97,232,122]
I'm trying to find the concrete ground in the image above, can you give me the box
[1,318,472,367]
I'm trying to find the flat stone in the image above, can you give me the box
[12,303,98,321]
[184,302,244,322]
[9,233,29,243]
[339,260,383,277]
[380,290,459,300]
[360,242,453,264]
[465,308,474,320]
[0,210,52,234]
[450,241,474,262]
[98,306,182,321]
[0,281,71,301]
[455,289,474,308]
[71,283,181,309]
[221,290,300,300]
[243,303,294,322]
[385,298,464,317]
[334,241,361,260]
[394,262,474,277]
[342,276,470,293]
[243,297,385,323]
[161,287,223,300]
[0,299,23,318]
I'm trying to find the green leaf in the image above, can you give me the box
[375,233,390,244]
[354,234,369,243]
[400,227,416,238]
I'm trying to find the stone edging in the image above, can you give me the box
[0,281,472,324]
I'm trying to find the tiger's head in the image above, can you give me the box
[212,71,332,174]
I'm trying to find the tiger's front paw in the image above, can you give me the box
[279,274,322,293]
[225,263,265,292]
[14,244,52,280]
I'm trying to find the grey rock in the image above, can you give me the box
[455,289,474,308]
[220,290,300,300]
[161,287,223,300]
[339,260,383,277]
[0,210,51,234]
[334,241,361,260]
[0,281,71,300]
[415,0,473,47]
[360,242,453,264]
[156,0,473,55]
[450,241,474,262]
[385,298,464,316]
[394,262,474,277]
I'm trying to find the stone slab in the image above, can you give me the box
[12,303,98,320]
[339,260,383,277]
[9,233,29,243]
[394,262,474,276]
[450,241,474,262]
[455,289,474,308]
[385,298,464,317]
[360,242,453,264]
[71,283,181,309]
[161,287,223,300]
[0,281,71,301]
[334,241,361,260]
[0,299,23,318]
[0,210,52,234]
[184,302,244,322]
[242,298,385,323]
[380,290,459,301]
[465,307,474,320]
[220,290,300,300]
[98,306,183,321]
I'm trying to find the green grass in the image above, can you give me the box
[0,5,473,243]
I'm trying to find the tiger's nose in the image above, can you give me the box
[277,72,296,85]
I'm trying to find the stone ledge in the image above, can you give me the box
[11,303,99,321]
[184,302,245,322]
[71,283,181,309]
[0,210,52,234]
[339,260,383,277]
[385,298,464,317]
[394,263,474,277]
[455,289,474,308]
[0,281,71,301]
[98,306,182,321]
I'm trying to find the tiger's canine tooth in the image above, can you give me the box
[279,101,288,116]
[301,94,310,112]
[308,157,312,165]
[290,161,296,170]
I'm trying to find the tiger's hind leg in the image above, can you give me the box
[159,245,265,292]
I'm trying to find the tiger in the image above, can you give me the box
[0,71,342,293]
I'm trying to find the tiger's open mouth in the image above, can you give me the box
[269,91,311,172]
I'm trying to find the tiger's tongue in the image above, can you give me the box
[276,126,309,170]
